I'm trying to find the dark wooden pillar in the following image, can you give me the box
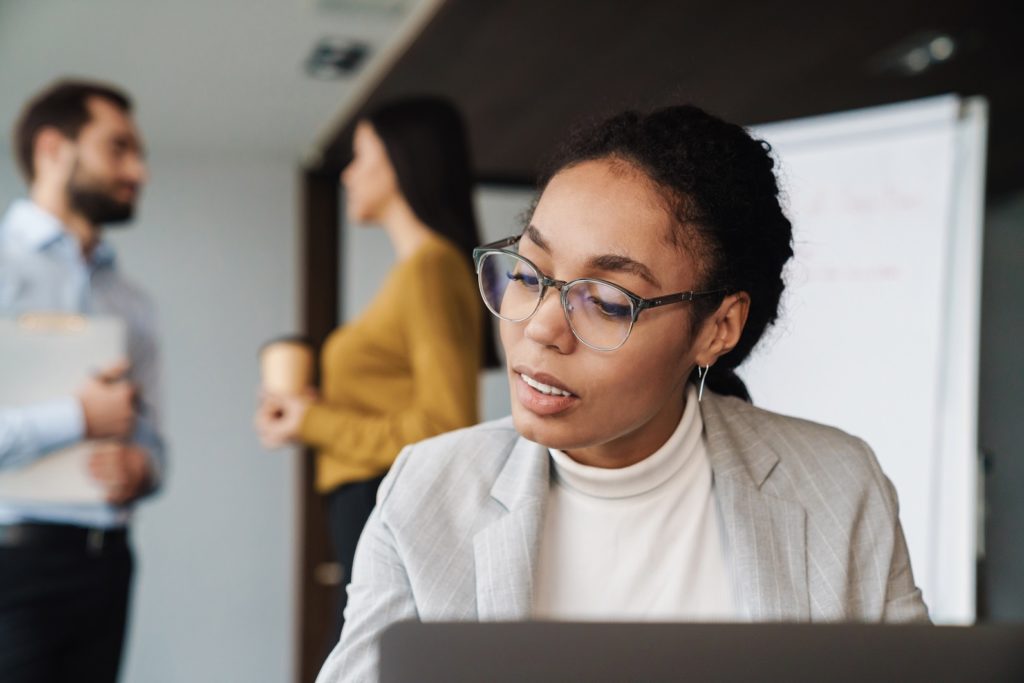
[298,167,341,683]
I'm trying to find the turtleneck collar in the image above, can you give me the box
[548,384,703,499]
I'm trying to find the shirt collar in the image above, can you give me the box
[91,239,117,269]
[1,198,117,268]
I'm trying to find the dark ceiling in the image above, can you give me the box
[319,0,1022,197]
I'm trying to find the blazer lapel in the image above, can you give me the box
[702,393,810,621]
[474,436,549,621]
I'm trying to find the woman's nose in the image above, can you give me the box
[523,287,576,353]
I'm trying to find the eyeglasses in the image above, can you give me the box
[472,235,728,351]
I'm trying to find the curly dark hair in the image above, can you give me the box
[538,105,794,402]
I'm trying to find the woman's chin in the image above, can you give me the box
[349,210,384,227]
[344,200,373,224]
[510,403,587,451]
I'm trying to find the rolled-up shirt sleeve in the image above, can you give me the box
[0,396,86,470]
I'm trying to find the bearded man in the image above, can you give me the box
[0,79,165,683]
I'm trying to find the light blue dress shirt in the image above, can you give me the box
[0,198,165,528]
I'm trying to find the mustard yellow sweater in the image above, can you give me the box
[299,235,482,493]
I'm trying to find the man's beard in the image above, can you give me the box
[66,160,137,226]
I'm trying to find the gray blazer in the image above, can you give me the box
[317,391,929,682]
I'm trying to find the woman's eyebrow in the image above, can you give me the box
[526,223,660,287]
[588,254,660,288]
[524,224,550,252]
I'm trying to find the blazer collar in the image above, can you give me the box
[701,391,811,621]
[700,390,781,488]
[474,435,549,620]
[489,432,549,512]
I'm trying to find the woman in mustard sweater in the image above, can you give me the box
[254,97,497,644]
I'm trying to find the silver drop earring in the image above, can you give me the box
[696,365,710,402]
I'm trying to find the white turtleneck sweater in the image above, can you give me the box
[532,385,736,621]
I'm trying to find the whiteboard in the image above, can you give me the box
[742,96,987,624]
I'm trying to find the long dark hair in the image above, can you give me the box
[366,96,500,368]
[539,105,795,402]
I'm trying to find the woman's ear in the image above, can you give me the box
[694,292,750,367]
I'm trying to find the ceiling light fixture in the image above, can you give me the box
[871,30,958,77]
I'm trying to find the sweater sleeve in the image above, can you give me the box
[298,246,480,470]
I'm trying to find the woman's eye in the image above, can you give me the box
[588,297,632,318]
[506,271,540,288]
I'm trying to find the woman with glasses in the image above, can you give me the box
[316,104,929,682]
[254,97,498,647]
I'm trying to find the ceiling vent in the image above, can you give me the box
[305,37,370,79]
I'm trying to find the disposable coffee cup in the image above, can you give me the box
[260,337,314,395]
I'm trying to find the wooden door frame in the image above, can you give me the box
[297,167,341,683]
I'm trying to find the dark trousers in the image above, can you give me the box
[0,526,133,683]
[325,475,384,651]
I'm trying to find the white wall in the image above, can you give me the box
[341,185,535,421]
[0,150,300,682]
[0,154,20,208]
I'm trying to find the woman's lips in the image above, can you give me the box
[512,368,579,416]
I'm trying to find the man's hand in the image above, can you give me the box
[77,359,137,440]
[89,442,151,505]
[254,391,314,449]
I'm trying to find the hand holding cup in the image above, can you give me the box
[255,338,315,448]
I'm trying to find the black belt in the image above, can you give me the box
[0,522,128,553]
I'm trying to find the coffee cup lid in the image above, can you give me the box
[259,334,313,355]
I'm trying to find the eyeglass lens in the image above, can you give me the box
[477,251,635,350]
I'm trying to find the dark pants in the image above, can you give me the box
[0,525,133,683]
[325,475,384,651]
